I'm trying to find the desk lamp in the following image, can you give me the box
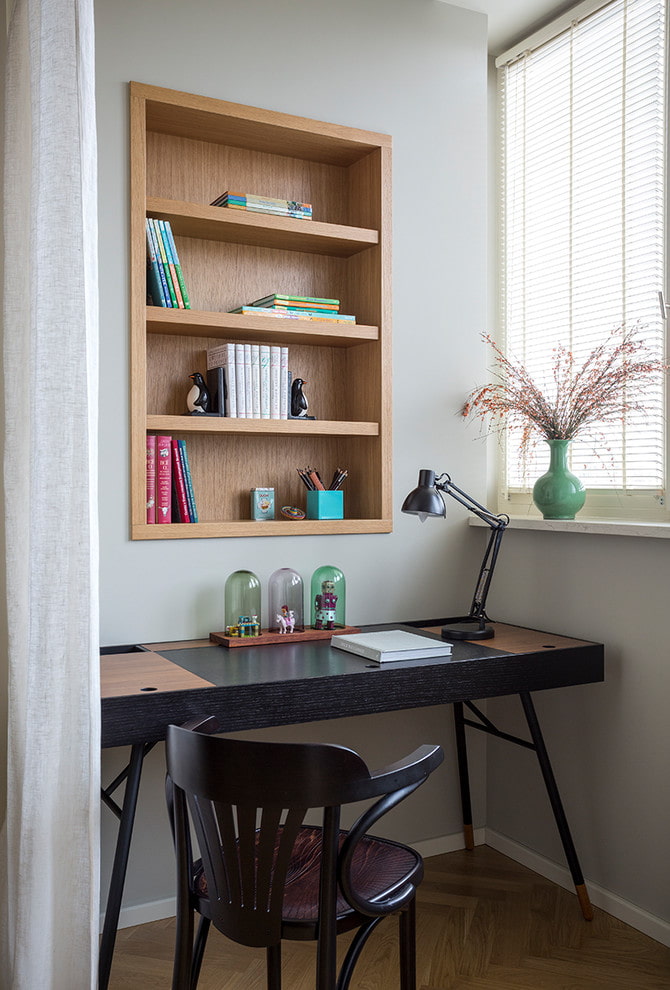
[402,469,509,641]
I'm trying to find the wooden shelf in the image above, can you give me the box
[146,415,379,436]
[147,198,378,257]
[146,307,379,346]
[130,82,392,539]
[132,518,393,540]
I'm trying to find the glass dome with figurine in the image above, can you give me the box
[268,568,304,633]
[224,569,261,637]
[310,565,345,630]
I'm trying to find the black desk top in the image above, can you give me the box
[100,622,604,748]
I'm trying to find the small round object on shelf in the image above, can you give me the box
[281,505,306,520]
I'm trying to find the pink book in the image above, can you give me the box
[171,438,191,523]
[155,434,172,523]
[146,434,156,523]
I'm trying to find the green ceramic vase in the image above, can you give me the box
[532,439,586,520]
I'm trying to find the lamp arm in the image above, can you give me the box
[435,474,509,531]
[467,524,506,621]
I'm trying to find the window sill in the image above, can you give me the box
[469,516,670,539]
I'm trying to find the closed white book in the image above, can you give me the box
[260,344,271,418]
[244,343,253,419]
[250,344,261,418]
[280,346,289,419]
[270,346,281,419]
[330,629,451,664]
[235,343,246,418]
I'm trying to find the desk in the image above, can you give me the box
[99,621,604,989]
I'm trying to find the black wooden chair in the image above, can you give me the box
[165,717,444,990]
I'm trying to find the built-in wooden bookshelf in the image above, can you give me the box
[130,82,392,539]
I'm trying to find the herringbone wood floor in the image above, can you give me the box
[108,846,670,989]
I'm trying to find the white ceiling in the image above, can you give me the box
[440,0,580,54]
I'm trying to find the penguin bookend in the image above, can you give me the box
[186,372,213,415]
[289,377,316,420]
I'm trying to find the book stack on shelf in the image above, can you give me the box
[145,218,191,309]
[210,191,312,220]
[206,342,293,419]
[230,294,356,324]
[146,434,198,524]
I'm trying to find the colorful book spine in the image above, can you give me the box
[251,294,339,307]
[250,344,261,419]
[146,433,156,523]
[235,342,246,418]
[151,219,178,307]
[260,344,271,419]
[155,434,172,523]
[171,439,190,522]
[163,221,191,309]
[145,221,167,307]
[159,220,184,308]
[178,439,198,523]
[280,346,289,420]
[147,219,172,306]
[270,346,281,419]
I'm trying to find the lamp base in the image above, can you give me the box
[440,616,495,641]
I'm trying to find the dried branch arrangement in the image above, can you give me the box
[462,326,666,454]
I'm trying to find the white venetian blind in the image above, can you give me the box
[497,0,666,494]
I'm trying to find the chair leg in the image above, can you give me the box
[266,943,282,990]
[190,916,211,990]
[172,905,194,990]
[399,898,417,990]
[336,916,384,990]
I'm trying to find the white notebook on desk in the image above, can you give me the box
[331,629,452,663]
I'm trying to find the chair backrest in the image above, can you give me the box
[165,723,440,948]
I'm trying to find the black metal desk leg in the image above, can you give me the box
[99,743,147,990]
[452,702,475,850]
[519,692,594,920]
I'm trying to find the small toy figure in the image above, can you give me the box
[276,605,296,634]
[290,378,309,418]
[187,372,211,414]
[314,580,337,630]
[237,614,260,637]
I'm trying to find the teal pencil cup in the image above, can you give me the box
[306,490,344,520]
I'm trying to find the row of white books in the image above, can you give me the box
[206,342,291,419]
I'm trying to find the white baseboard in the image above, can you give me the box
[485,828,670,948]
[101,827,670,949]
[100,895,176,934]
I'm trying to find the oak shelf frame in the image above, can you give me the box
[130,82,393,539]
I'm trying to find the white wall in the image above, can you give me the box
[95,0,490,914]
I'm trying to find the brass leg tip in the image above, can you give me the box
[576,883,594,920]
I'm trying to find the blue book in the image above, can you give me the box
[147,219,173,306]
[163,221,191,309]
[145,219,167,306]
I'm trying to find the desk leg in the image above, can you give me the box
[452,702,475,850]
[519,692,594,921]
[99,743,147,990]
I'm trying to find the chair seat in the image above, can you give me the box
[194,826,422,924]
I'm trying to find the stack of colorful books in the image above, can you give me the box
[210,191,312,220]
[145,218,191,308]
[230,294,356,323]
[146,434,198,524]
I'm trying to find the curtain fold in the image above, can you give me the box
[1,0,100,985]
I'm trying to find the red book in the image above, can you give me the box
[171,438,191,523]
[155,434,172,523]
[146,434,156,523]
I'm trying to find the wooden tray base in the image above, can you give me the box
[210,625,361,649]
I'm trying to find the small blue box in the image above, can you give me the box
[306,490,344,520]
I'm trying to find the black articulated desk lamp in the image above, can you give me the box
[402,469,510,641]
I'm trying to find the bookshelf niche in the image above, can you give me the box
[130,82,392,539]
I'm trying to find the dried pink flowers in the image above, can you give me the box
[463,327,666,453]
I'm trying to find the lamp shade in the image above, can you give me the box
[401,469,446,519]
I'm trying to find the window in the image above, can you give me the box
[496,0,667,518]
